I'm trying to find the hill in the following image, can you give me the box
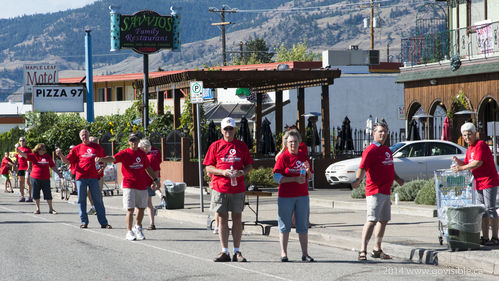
[0,0,433,100]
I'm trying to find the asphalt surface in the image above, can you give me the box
[0,189,497,281]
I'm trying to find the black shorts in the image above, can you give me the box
[18,170,26,177]
[31,178,52,200]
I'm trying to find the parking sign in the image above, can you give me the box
[190,81,204,104]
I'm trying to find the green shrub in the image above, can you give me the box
[247,167,278,188]
[351,179,366,199]
[391,179,426,201]
[415,179,436,205]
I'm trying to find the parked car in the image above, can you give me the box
[325,140,467,186]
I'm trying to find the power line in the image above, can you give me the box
[208,6,237,66]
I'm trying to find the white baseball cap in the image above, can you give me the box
[221,117,236,129]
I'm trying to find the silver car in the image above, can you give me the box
[325,140,466,186]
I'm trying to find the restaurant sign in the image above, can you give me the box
[110,9,180,54]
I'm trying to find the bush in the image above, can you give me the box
[351,182,366,199]
[415,179,436,205]
[247,167,278,188]
[351,180,400,199]
[391,179,426,201]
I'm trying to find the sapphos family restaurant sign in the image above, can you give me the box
[110,9,180,54]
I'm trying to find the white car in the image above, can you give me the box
[325,140,467,186]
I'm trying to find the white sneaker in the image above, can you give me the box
[133,225,145,240]
[126,231,136,241]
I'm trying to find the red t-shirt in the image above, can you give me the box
[273,149,311,198]
[203,138,253,194]
[26,153,55,180]
[464,140,499,190]
[147,147,162,175]
[16,146,32,170]
[66,142,106,180]
[1,157,13,175]
[114,148,151,190]
[359,143,395,196]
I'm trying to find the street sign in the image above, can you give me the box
[32,85,85,112]
[203,88,214,100]
[190,81,204,104]
[23,64,58,104]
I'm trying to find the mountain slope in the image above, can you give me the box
[1,0,434,99]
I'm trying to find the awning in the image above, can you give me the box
[133,69,341,92]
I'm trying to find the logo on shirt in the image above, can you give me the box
[471,152,475,160]
[221,149,241,163]
[82,148,95,158]
[38,158,49,165]
[382,152,393,166]
[129,156,144,169]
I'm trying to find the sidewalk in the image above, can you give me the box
[93,185,499,275]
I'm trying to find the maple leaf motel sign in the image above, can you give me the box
[110,7,180,133]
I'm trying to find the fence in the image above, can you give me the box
[401,20,499,66]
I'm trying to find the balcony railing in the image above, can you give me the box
[401,20,499,65]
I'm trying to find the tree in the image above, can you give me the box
[232,37,273,65]
[275,40,316,62]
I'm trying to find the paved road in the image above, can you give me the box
[0,192,494,281]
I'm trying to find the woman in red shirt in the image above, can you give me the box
[273,130,314,262]
[1,152,14,193]
[452,122,499,245]
[16,143,62,214]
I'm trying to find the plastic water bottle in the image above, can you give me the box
[394,193,399,205]
[230,165,237,186]
[300,164,307,179]
[450,158,457,170]
[206,214,212,231]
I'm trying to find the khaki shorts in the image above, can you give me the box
[366,193,391,222]
[210,189,245,214]
[122,188,148,209]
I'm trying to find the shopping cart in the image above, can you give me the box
[434,169,475,245]
[102,164,120,196]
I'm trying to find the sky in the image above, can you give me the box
[0,0,99,19]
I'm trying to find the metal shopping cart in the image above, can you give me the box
[102,164,119,196]
[434,169,475,245]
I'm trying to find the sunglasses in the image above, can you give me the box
[223,127,234,131]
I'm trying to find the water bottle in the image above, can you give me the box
[394,193,399,205]
[300,164,306,179]
[206,214,212,230]
[230,165,237,186]
[450,158,457,170]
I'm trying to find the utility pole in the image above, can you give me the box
[208,6,237,66]
[361,0,380,50]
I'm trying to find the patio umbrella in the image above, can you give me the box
[206,120,218,150]
[258,118,275,154]
[407,119,421,140]
[306,118,320,150]
[441,116,451,141]
[341,116,354,150]
[238,116,253,149]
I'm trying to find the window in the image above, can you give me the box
[468,0,485,26]
[397,143,426,158]
[430,142,460,156]
[116,87,123,101]
[167,90,172,99]
[97,88,105,102]
[106,87,112,101]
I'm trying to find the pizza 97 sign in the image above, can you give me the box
[32,85,85,112]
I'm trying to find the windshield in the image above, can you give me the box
[389,142,406,153]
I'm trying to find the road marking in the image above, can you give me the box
[0,204,291,281]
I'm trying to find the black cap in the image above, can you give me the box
[128,134,140,142]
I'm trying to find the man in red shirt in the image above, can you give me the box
[97,134,159,241]
[352,122,404,261]
[56,129,112,229]
[203,117,253,262]
[15,137,33,202]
